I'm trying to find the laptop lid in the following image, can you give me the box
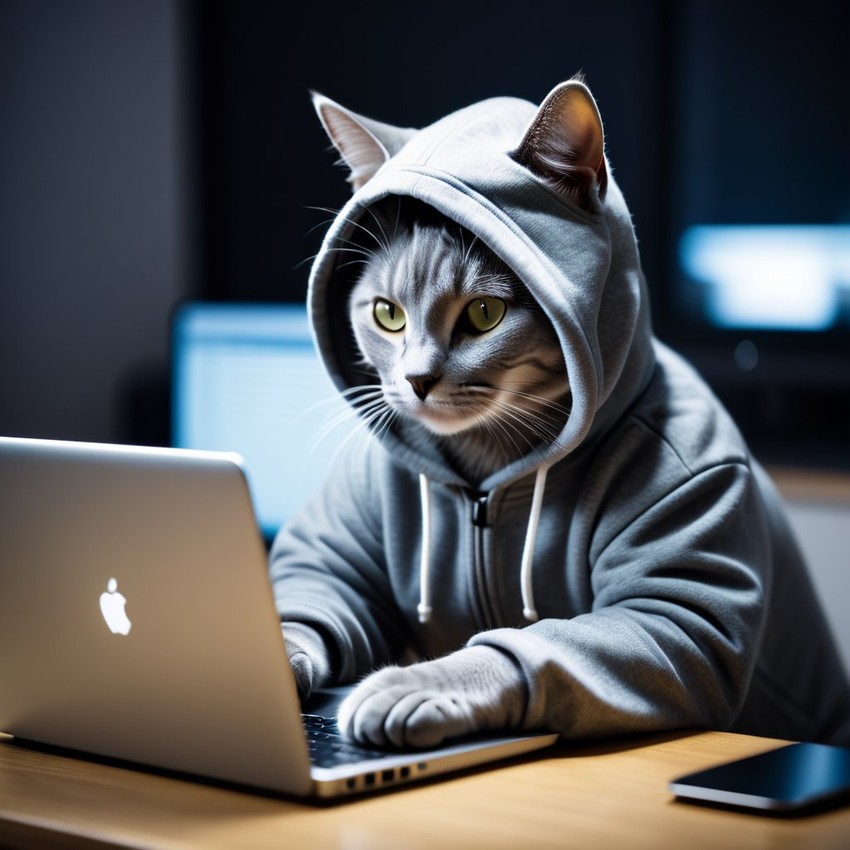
[170,301,350,540]
[0,436,314,797]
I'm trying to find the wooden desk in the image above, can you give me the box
[2,731,849,849]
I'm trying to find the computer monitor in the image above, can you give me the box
[653,3,850,466]
[679,225,850,335]
[171,301,352,539]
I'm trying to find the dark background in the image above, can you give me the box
[1,0,848,467]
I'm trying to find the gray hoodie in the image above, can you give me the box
[270,83,850,745]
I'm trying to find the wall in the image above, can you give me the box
[782,494,850,678]
[0,0,188,445]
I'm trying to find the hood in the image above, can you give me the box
[307,79,656,493]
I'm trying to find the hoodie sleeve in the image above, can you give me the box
[269,439,410,685]
[468,461,769,739]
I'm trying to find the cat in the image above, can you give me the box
[345,196,569,485]
[270,77,850,751]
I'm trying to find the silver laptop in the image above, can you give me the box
[0,436,558,799]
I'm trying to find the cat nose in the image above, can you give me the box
[407,373,442,400]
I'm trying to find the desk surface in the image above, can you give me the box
[2,731,849,849]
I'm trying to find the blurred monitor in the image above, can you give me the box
[171,302,352,540]
[679,225,850,333]
[656,2,850,466]
[666,223,850,465]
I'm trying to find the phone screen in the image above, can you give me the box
[670,742,850,812]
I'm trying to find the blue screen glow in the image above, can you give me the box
[172,302,353,538]
[679,225,850,330]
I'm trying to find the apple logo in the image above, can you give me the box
[99,578,132,635]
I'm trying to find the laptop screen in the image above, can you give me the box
[171,301,352,539]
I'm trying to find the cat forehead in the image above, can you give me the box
[365,227,518,301]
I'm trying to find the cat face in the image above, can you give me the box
[347,202,569,458]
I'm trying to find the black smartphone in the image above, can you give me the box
[669,742,850,813]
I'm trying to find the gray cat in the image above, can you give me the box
[271,77,850,749]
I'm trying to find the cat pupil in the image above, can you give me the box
[466,297,506,333]
[374,298,406,332]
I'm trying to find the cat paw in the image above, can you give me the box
[288,651,314,702]
[337,665,476,749]
[282,622,331,702]
[337,647,528,749]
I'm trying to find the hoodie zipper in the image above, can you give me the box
[470,490,495,629]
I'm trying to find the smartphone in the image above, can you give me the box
[669,742,850,813]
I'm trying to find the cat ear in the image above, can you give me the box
[312,92,417,191]
[513,78,608,208]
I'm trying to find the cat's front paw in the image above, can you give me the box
[287,650,315,702]
[282,622,331,702]
[337,646,527,749]
[337,665,475,749]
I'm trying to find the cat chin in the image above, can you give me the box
[409,408,487,437]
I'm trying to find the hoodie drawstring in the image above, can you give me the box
[416,466,551,625]
[417,473,433,623]
[520,465,549,622]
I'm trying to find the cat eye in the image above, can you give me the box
[465,297,506,332]
[373,298,407,332]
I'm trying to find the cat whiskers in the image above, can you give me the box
[306,385,398,463]
[298,206,393,272]
[326,207,396,256]
[347,385,400,443]
[497,386,571,422]
[467,404,529,465]
[498,389,570,439]
[459,228,481,272]
[462,385,570,459]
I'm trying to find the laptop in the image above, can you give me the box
[0,435,558,799]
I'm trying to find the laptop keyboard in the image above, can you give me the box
[302,714,391,768]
